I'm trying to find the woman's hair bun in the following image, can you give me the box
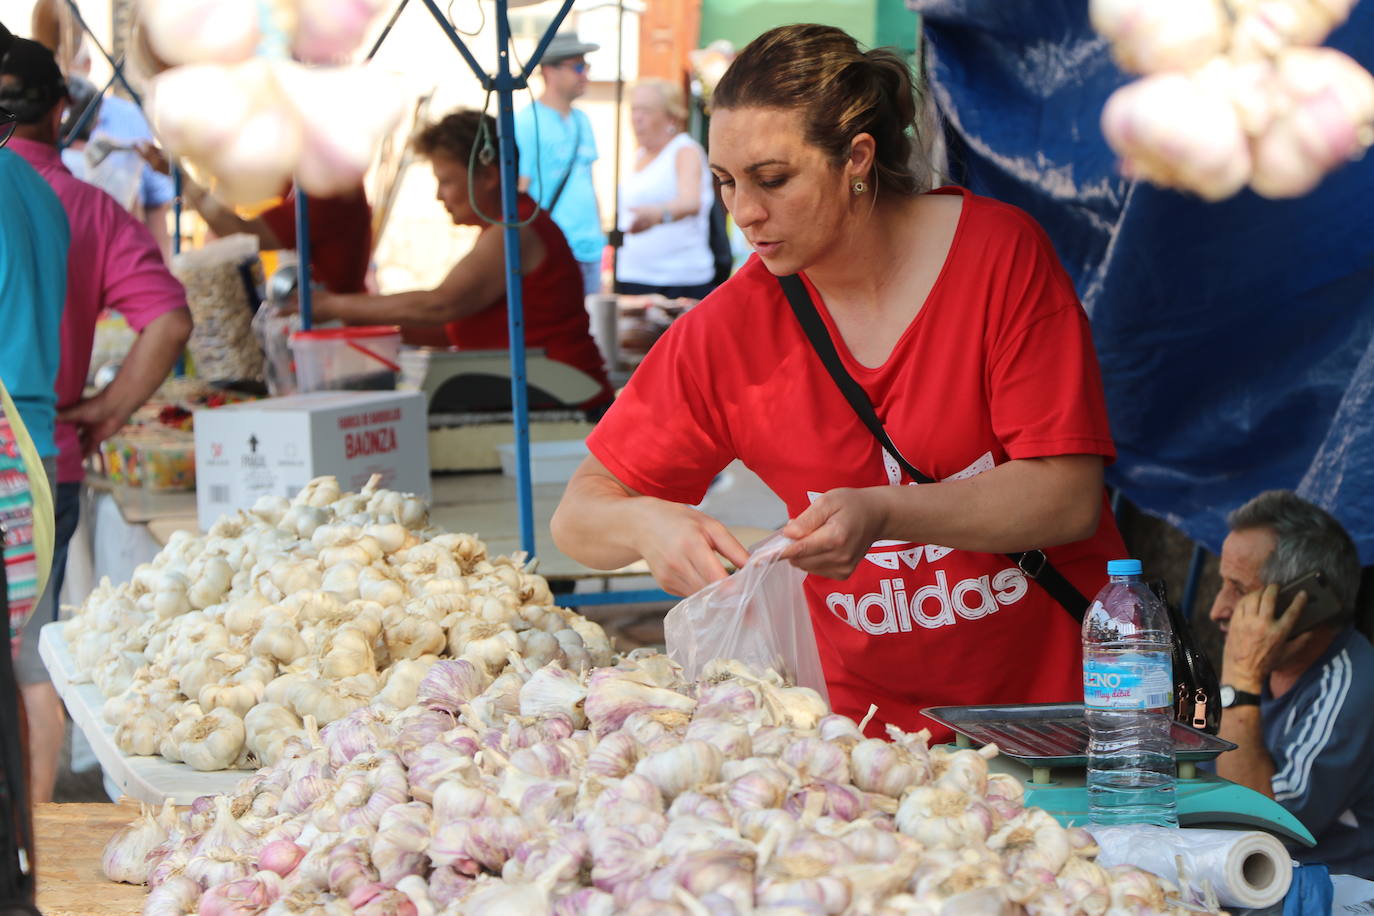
[712,24,927,196]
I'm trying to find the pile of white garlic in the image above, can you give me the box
[1092,0,1374,200]
[105,654,1219,915]
[64,474,612,771]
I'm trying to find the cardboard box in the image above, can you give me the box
[194,391,430,529]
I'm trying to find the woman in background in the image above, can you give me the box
[311,109,613,412]
[615,79,717,301]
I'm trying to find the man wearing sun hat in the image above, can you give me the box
[515,32,606,296]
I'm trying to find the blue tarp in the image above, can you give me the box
[912,0,1374,563]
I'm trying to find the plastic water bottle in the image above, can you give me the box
[1083,558,1178,827]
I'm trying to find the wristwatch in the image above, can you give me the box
[1220,685,1261,708]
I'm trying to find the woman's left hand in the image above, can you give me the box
[627,205,665,234]
[779,487,889,580]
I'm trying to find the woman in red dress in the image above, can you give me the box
[311,110,612,411]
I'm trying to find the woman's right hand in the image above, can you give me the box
[552,456,750,597]
[626,499,751,596]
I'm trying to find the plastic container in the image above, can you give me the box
[289,326,402,393]
[496,440,589,485]
[1083,558,1179,827]
[98,431,196,490]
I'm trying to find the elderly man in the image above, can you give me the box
[515,32,605,296]
[1,35,192,803]
[1210,490,1373,877]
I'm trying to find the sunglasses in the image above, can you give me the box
[0,107,15,150]
[554,60,588,75]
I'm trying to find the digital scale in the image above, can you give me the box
[399,348,604,472]
[924,703,1315,847]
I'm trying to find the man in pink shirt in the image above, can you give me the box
[1,36,192,802]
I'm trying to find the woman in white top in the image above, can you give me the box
[616,78,718,300]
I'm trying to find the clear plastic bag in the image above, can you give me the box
[251,285,302,397]
[1089,825,1292,910]
[664,533,829,703]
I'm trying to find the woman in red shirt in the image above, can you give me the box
[311,110,612,410]
[552,25,1129,739]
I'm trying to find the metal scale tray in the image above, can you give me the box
[923,703,1318,846]
[923,702,1236,769]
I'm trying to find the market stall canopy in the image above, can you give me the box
[912,0,1374,563]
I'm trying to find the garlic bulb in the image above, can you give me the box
[199,679,264,718]
[585,674,697,738]
[115,711,169,757]
[1249,47,1374,198]
[1090,0,1230,74]
[519,663,588,728]
[1231,0,1360,59]
[178,707,246,771]
[140,0,261,68]
[633,741,723,800]
[1101,62,1252,202]
[378,658,434,710]
[101,804,168,884]
[320,627,375,679]
[245,702,303,765]
[1094,0,1374,201]
[851,738,927,797]
[251,625,308,665]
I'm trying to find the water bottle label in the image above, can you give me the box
[1083,653,1173,709]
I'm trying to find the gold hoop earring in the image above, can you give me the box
[852,180,866,195]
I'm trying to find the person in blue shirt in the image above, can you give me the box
[0,32,68,467]
[1209,490,1374,878]
[0,16,69,811]
[514,32,605,296]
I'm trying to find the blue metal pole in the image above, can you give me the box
[296,187,313,330]
[417,0,576,560]
[493,0,536,558]
[174,166,185,376]
[559,589,676,608]
[518,2,578,81]
[418,0,493,88]
[59,0,143,106]
[172,168,183,256]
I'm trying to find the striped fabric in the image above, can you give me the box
[0,409,36,656]
[1262,627,1374,877]
[1272,649,1353,803]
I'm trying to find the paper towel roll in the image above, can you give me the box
[1089,825,1292,909]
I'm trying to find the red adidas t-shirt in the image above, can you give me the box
[587,187,1127,741]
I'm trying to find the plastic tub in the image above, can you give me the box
[496,440,589,484]
[289,326,402,392]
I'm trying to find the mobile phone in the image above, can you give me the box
[1274,570,1345,635]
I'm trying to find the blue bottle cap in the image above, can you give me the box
[1107,558,1142,576]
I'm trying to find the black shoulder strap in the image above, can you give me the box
[777,273,1090,623]
[546,115,582,212]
